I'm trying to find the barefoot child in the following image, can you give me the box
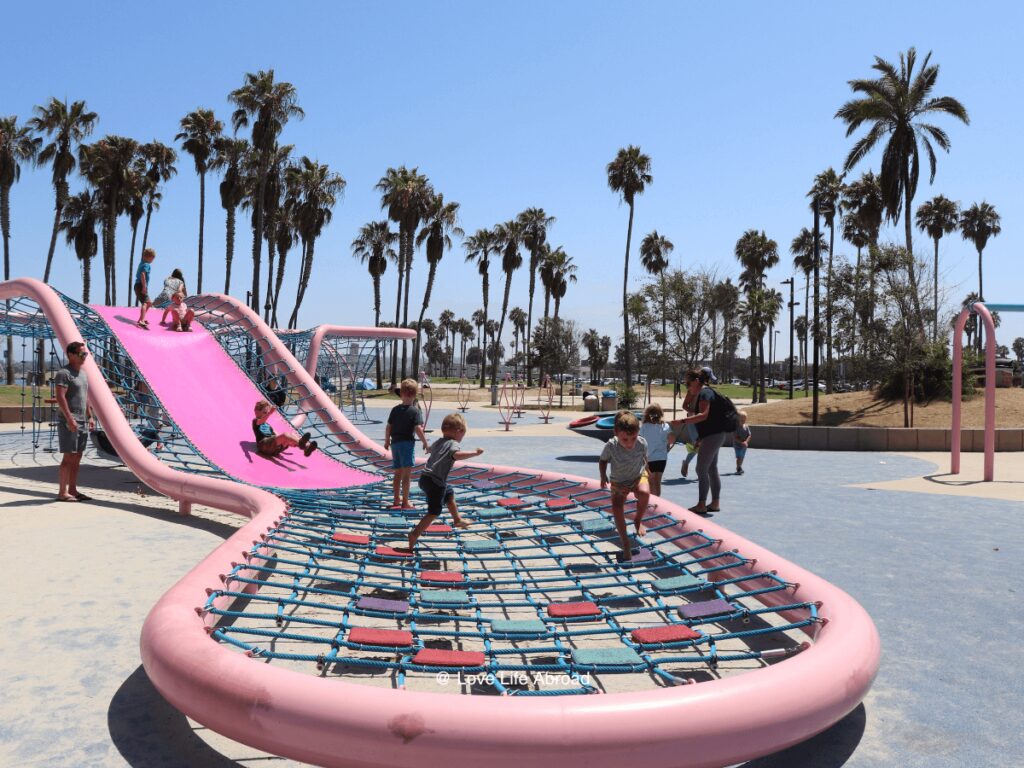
[734,411,751,475]
[165,292,195,331]
[599,410,650,562]
[640,403,675,497]
[134,248,156,328]
[384,378,429,508]
[251,399,318,458]
[407,413,482,549]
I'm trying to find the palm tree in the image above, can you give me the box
[710,279,739,377]
[210,136,250,294]
[842,170,885,356]
[808,168,843,391]
[550,250,578,323]
[960,201,1001,351]
[456,318,474,376]
[517,207,556,385]
[0,116,41,383]
[915,194,959,341]
[790,228,827,390]
[59,191,103,302]
[122,161,148,302]
[137,140,178,262]
[256,143,293,322]
[492,219,523,386]
[285,156,345,329]
[437,309,455,376]
[79,135,139,304]
[376,166,432,380]
[606,145,653,388]
[509,307,527,379]
[836,47,969,333]
[735,229,779,403]
[464,227,498,387]
[472,308,486,375]
[352,221,396,388]
[639,230,674,367]
[229,70,304,312]
[271,179,299,326]
[28,98,98,283]
[739,287,783,404]
[413,192,462,376]
[176,108,223,293]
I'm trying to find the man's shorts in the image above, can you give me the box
[57,421,89,454]
[134,282,150,305]
[647,460,667,474]
[418,475,454,515]
[610,470,649,496]
[391,440,415,469]
[734,444,748,459]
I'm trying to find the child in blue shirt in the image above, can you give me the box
[134,248,156,328]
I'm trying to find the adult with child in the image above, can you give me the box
[384,378,429,509]
[675,367,735,515]
[407,413,481,550]
[155,268,195,331]
[134,247,157,328]
[54,341,94,501]
[599,410,650,562]
[640,403,675,497]
[251,399,318,458]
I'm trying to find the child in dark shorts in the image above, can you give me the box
[384,378,429,509]
[134,248,156,328]
[407,413,482,550]
[252,399,317,457]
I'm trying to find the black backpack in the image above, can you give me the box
[697,387,738,437]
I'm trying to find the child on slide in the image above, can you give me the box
[165,291,195,331]
[252,399,318,458]
[134,248,156,328]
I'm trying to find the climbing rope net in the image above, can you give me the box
[2,291,818,695]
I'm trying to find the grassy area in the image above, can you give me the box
[711,384,813,402]
[0,385,31,407]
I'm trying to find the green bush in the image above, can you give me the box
[616,384,639,409]
[879,342,976,403]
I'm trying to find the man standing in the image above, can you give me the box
[54,341,93,501]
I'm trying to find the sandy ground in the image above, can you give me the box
[852,450,1024,502]
[743,387,1024,428]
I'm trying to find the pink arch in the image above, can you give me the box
[951,303,997,480]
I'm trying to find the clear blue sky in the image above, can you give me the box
[4,1,1023,359]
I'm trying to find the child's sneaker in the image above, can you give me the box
[736,467,744,476]
[298,432,311,450]
[303,440,318,457]
[681,462,689,477]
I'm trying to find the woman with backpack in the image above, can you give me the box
[677,367,737,515]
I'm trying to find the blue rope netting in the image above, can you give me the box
[1,291,817,695]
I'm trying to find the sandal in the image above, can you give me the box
[74,492,93,501]
[56,495,78,502]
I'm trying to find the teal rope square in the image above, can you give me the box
[572,647,644,665]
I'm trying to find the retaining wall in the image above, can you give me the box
[747,425,1024,452]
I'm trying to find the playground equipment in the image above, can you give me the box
[456,374,470,412]
[418,370,433,432]
[1,277,880,768]
[951,301,1023,481]
[538,374,555,423]
[497,372,514,430]
[512,378,526,417]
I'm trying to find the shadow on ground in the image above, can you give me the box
[109,666,244,767]
[739,704,866,767]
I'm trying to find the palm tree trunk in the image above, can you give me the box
[414,264,439,378]
[43,180,67,283]
[748,332,756,404]
[272,242,289,327]
[1,184,13,383]
[82,254,91,303]
[852,246,861,358]
[127,221,139,309]
[826,222,835,392]
[623,201,635,388]
[526,253,536,387]
[224,205,236,294]
[251,173,266,313]
[105,207,117,305]
[197,171,205,293]
[977,245,985,352]
[804,278,810,391]
[391,233,405,386]
[901,176,925,334]
[288,239,315,330]
[660,272,667,372]
[479,270,489,388]
[758,335,766,404]
[264,234,276,323]
[401,231,413,379]
[373,276,383,389]
[493,274,513,390]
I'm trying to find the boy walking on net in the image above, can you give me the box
[407,413,482,550]
[599,410,650,562]
[384,378,429,509]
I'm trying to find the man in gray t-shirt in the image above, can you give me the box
[54,341,94,501]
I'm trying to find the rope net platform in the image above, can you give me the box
[0,277,878,768]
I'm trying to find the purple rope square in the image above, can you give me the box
[678,598,733,620]
[356,597,409,614]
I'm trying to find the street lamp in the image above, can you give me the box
[773,329,780,380]
[781,277,798,400]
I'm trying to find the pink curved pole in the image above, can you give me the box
[951,303,996,480]
[3,279,881,768]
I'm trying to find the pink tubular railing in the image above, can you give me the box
[951,302,997,480]
[5,278,881,768]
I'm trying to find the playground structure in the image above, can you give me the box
[1,276,880,768]
[537,374,555,423]
[497,372,515,430]
[456,374,470,412]
[951,301,1023,481]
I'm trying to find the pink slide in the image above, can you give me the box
[90,306,377,490]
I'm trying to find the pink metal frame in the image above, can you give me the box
[951,302,996,480]
[5,278,880,768]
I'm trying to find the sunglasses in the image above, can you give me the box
[76,351,89,358]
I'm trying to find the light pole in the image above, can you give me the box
[773,329,780,381]
[812,199,821,426]
[781,277,798,399]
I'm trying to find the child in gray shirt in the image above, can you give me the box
[599,410,650,562]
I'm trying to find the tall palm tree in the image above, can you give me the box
[413,192,462,377]
[471,309,486,376]
[517,207,556,385]
[79,135,139,304]
[28,98,98,283]
[376,166,432,380]
[286,156,345,329]
[492,219,523,386]
[122,160,148,302]
[256,143,293,322]
[841,170,885,355]
[509,307,527,379]
[790,228,827,390]
[137,140,177,261]
[0,116,41,382]
[836,47,969,333]
[550,250,578,323]
[210,136,250,294]
[537,243,560,382]
[271,179,299,327]
[464,227,498,387]
[639,230,674,366]
[915,194,959,341]
[176,108,223,293]
[808,168,843,391]
[606,145,653,388]
[59,191,103,303]
[352,220,396,388]
[959,201,1001,351]
[229,70,304,312]
[735,229,779,403]
[437,309,455,376]
[456,318,474,376]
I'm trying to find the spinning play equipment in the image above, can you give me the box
[2,277,879,768]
